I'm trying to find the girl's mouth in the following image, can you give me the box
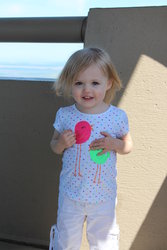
[82,96,93,100]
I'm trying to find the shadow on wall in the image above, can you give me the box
[0,80,69,246]
[85,7,167,106]
[130,177,167,250]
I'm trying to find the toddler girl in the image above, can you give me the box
[49,47,133,250]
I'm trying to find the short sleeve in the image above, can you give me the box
[53,108,64,133]
[117,110,129,138]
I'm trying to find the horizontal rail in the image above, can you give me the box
[0,17,87,43]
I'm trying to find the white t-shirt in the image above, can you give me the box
[53,104,129,203]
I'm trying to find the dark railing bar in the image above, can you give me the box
[0,17,87,43]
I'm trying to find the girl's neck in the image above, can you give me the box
[75,102,110,114]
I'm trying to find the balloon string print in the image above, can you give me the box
[74,120,110,184]
[90,149,110,184]
[74,121,92,177]
[94,164,101,184]
[74,144,82,177]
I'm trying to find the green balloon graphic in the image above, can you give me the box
[90,149,110,164]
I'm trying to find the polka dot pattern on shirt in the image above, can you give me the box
[53,104,129,203]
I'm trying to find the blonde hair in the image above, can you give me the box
[53,47,122,104]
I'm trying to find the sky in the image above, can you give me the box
[1,0,167,17]
[0,0,167,79]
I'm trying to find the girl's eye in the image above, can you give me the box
[92,81,100,86]
[75,81,83,86]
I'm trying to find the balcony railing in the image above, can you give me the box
[0,17,87,43]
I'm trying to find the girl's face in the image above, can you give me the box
[71,63,112,114]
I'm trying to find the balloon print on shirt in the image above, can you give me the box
[89,149,110,184]
[74,121,92,177]
[74,120,110,184]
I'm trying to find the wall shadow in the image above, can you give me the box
[0,80,69,246]
[130,177,167,250]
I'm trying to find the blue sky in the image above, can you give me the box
[0,0,167,78]
[1,0,167,17]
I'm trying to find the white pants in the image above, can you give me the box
[49,195,119,250]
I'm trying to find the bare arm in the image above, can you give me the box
[89,131,133,155]
[50,129,76,154]
[111,132,133,155]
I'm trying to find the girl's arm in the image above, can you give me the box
[89,132,133,155]
[111,132,133,155]
[50,129,76,154]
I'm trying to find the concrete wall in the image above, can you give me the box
[82,6,167,250]
[0,80,64,246]
[0,6,166,250]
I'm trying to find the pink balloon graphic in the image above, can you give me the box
[74,121,92,177]
[75,121,92,144]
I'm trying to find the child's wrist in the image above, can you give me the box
[55,139,66,154]
[112,138,122,152]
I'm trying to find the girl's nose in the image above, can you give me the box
[83,83,91,92]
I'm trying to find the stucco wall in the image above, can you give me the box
[81,6,167,250]
[0,80,63,246]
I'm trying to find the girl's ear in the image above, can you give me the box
[107,79,113,90]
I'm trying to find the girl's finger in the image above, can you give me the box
[100,131,111,137]
[67,133,75,139]
[91,143,100,148]
[68,136,76,142]
[97,149,107,156]
[91,140,102,147]
[66,133,75,140]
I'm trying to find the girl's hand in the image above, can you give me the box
[89,131,116,155]
[58,129,76,149]
[89,131,133,155]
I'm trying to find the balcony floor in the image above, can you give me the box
[0,241,45,250]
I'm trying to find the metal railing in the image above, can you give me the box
[0,17,87,43]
